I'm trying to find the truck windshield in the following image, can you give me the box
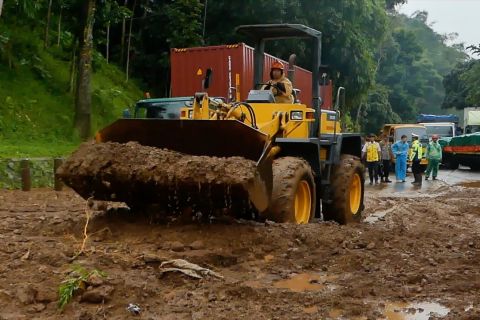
[425,125,453,138]
[395,127,428,143]
[466,125,480,134]
[135,106,176,119]
[134,99,192,119]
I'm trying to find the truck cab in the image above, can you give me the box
[381,124,428,167]
[418,122,456,138]
[133,97,193,119]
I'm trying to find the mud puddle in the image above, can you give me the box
[457,181,480,188]
[327,301,450,320]
[273,273,337,293]
[383,301,450,320]
[364,207,395,223]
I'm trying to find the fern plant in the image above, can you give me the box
[58,265,106,311]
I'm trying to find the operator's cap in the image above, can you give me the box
[412,133,419,138]
[271,60,284,70]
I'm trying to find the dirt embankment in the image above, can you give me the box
[0,185,479,319]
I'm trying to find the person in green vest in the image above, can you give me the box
[409,133,424,186]
[425,134,442,180]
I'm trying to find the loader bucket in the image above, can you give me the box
[60,119,273,214]
[96,119,268,162]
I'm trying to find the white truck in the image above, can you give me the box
[416,114,459,138]
[418,122,456,138]
[464,107,480,134]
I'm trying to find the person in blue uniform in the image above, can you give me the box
[391,135,409,182]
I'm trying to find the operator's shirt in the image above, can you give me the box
[267,75,294,104]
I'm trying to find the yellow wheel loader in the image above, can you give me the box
[59,24,365,224]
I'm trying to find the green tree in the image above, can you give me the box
[95,0,131,63]
[443,60,480,109]
[360,85,401,134]
[130,0,204,93]
[467,44,480,55]
[367,10,466,127]
[203,0,389,110]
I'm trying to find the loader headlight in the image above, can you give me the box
[188,110,193,119]
[290,111,303,121]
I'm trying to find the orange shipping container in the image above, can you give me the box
[170,43,332,109]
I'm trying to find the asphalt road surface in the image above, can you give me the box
[366,165,480,197]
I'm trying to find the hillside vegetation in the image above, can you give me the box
[0,23,142,157]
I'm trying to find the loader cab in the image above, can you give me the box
[246,90,276,103]
[246,88,300,104]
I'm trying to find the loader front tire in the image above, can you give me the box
[323,154,364,224]
[263,157,316,224]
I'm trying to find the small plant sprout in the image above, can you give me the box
[58,265,106,311]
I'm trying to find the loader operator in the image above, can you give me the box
[263,61,294,104]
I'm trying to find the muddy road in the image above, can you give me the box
[0,168,480,319]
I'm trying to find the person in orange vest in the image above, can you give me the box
[263,61,294,104]
[362,133,382,185]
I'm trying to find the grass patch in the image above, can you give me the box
[0,141,79,158]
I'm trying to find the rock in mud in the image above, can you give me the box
[27,303,46,313]
[35,286,57,303]
[16,285,36,305]
[190,240,205,250]
[87,273,105,287]
[81,285,114,303]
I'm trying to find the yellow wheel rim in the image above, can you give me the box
[294,180,312,224]
[350,173,362,215]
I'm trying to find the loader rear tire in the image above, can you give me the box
[263,157,316,224]
[323,154,364,224]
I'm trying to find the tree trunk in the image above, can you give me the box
[74,0,96,140]
[0,0,3,17]
[57,7,63,46]
[125,0,137,82]
[120,0,128,65]
[44,0,53,48]
[106,22,110,63]
[69,42,77,93]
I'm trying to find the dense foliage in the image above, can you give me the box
[443,44,480,110]
[0,0,474,142]
[359,11,467,133]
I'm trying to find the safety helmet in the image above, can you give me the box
[412,133,419,139]
[271,61,284,70]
